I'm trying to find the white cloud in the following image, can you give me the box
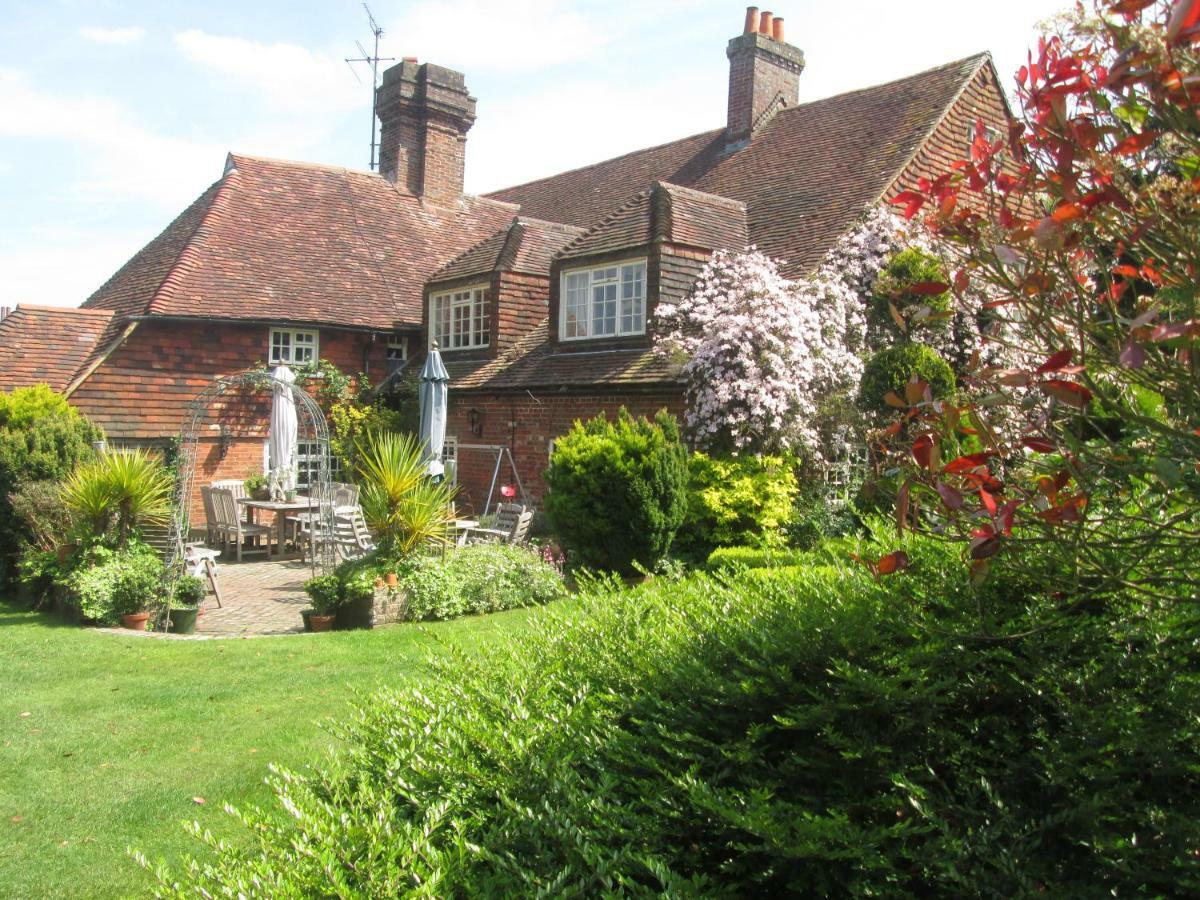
[0,226,154,308]
[0,68,224,209]
[388,0,613,71]
[78,26,147,45]
[174,29,363,114]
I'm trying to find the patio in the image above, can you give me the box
[197,558,312,636]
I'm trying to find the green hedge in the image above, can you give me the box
[399,542,564,621]
[705,545,810,570]
[153,537,1200,896]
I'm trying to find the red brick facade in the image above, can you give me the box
[444,390,685,514]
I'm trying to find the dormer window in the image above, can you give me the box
[430,286,489,350]
[560,260,646,341]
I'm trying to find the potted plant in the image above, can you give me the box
[244,473,270,501]
[303,573,341,632]
[334,568,379,631]
[167,574,205,634]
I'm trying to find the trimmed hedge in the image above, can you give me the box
[152,537,1200,897]
[858,343,955,417]
[705,545,810,570]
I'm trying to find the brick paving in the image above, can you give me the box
[197,558,312,636]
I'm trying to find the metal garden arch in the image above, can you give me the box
[162,370,337,618]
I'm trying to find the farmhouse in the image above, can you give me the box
[0,8,1012,512]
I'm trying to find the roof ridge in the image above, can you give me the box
[513,215,587,234]
[776,51,993,121]
[556,187,654,258]
[228,152,383,179]
[7,304,115,317]
[497,220,525,272]
[147,167,238,315]
[485,127,723,198]
[654,180,745,210]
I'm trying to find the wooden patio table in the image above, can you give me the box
[239,497,317,560]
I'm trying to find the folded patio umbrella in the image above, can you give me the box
[268,365,298,495]
[418,345,449,466]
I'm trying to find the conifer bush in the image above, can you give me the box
[544,408,687,574]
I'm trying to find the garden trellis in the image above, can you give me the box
[162,370,337,629]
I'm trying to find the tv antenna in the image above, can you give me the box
[345,3,395,171]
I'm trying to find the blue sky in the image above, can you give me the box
[0,0,1060,308]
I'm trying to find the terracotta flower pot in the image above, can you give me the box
[384,572,399,588]
[309,614,336,632]
[121,611,151,631]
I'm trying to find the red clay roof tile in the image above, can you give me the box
[0,305,117,393]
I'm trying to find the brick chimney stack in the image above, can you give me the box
[376,59,476,207]
[0,306,10,322]
[725,7,805,150]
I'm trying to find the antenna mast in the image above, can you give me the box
[345,4,395,171]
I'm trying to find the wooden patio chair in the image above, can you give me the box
[200,485,221,547]
[210,479,249,522]
[211,488,271,562]
[465,503,534,546]
[332,506,377,562]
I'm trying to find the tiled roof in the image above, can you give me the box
[445,320,680,392]
[488,54,991,276]
[0,305,117,393]
[557,182,747,262]
[83,154,517,330]
[430,217,585,284]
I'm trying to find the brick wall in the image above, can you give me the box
[495,272,549,353]
[444,389,684,514]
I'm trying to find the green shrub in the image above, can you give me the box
[155,544,1200,896]
[64,542,165,624]
[785,485,862,549]
[302,573,342,615]
[545,408,688,574]
[858,343,955,417]
[675,451,798,560]
[0,386,102,583]
[172,575,206,608]
[400,542,564,621]
[705,545,809,570]
[869,246,952,340]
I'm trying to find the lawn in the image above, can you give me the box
[0,601,551,898]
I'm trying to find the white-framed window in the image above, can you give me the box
[430,286,489,350]
[442,435,458,487]
[269,327,318,365]
[560,260,646,340]
[386,334,409,374]
[261,441,338,490]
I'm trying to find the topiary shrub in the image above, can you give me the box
[544,408,688,574]
[0,386,102,584]
[399,543,564,621]
[675,452,798,561]
[857,343,955,417]
[869,246,952,341]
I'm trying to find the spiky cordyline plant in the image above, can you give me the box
[354,431,456,558]
[61,449,173,547]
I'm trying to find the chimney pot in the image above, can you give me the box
[772,16,784,42]
[759,10,773,37]
[743,6,759,33]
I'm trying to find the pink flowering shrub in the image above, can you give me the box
[656,209,922,457]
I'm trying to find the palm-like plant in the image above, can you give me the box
[62,449,174,546]
[354,431,456,557]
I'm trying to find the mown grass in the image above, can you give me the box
[0,601,551,898]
